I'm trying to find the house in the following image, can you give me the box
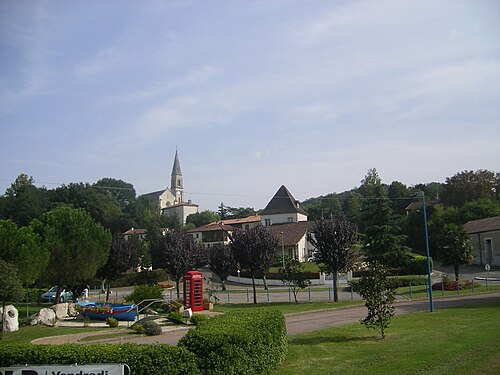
[260,185,308,226]
[464,216,500,266]
[141,150,198,224]
[266,221,316,262]
[123,227,169,241]
[187,222,238,249]
[219,215,261,231]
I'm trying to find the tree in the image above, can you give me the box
[356,261,396,339]
[186,210,219,228]
[31,206,112,303]
[207,243,236,291]
[93,178,136,209]
[280,259,311,303]
[438,224,473,281]
[153,231,205,298]
[310,216,358,302]
[0,220,49,285]
[98,232,139,301]
[0,259,22,340]
[230,226,278,304]
[442,169,497,207]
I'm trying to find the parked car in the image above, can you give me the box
[41,286,73,303]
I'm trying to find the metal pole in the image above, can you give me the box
[281,232,285,269]
[422,191,434,312]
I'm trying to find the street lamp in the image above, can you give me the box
[280,231,285,268]
[417,191,435,312]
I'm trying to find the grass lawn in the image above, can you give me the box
[0,326,109,345]
[213,300,363,314]
[397,283,500,300]
[272,300,500,375]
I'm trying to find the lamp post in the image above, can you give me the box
[280,231,285,268]
[420,191,435,312]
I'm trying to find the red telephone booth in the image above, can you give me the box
[183,271,203,312]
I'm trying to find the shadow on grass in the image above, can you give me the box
[289,334,377,346]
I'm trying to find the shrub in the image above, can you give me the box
[124,284,163,305]
[106,317,118,327]
[403,252,432,275]
[190,314,208,326]
[167,312,186,325]
[0,344,200,375]
[142,320,162,336]
[131,323,145,334]
[179,308,287,375]
[351,275,428,289]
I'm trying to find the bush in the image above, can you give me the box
[190,314,208,326]
[0,344,200,375]
[142,320,162,336]
[131,323,145,334]
[403,252,432,275]
[106,317,118,327]
[124,284,163,305]
[111,269,169,287]
[167,312,186,325]
[351,275,428,289]
[179,308,287,375]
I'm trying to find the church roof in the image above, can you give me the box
[171,150,182,176]
[260,185,308,216]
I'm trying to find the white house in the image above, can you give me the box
[260,185,308,226]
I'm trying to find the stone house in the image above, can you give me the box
[464,216,500,266]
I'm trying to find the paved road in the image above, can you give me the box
[34,293,500,346]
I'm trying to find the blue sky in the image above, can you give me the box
[1,0,499,211]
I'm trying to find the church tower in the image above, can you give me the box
[170,149,183,203]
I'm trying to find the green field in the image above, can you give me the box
[272,300,500,375]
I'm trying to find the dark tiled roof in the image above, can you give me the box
[266,221,315,246]
[140,190,164,200]
[261,185,308,216]
[464,216,500,234]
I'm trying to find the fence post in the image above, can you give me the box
[472,279,474,293]
[308,288,311,303]
[457,280,460,296]
[409,283,412,300]
[267,289,270,302]
[246,288,249,303]
[328,287,331,302]
[441,279,444,297]
[350,284,354,300]
[486,277,489,291]
[227,289,231,303]
[288,288,291,303]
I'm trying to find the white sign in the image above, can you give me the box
[485,264,491,271]
[0,364,128,375]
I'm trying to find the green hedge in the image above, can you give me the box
[403,252,432,275]
[0,344,200,375]
[179,308,288,375]
[351,275,428,289]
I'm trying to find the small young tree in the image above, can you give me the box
[231,226,278,304]
[311,215,358,302]
[207,243,236,291]
[356,262,396,339]
[0,259,22,340]
[280,259,311,303]
[439,224,473,281]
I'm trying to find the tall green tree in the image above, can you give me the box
[356,261,396,339]
[230,226,278,304]
[93,178,136,209]
[0,259,22,340]
[310,216,358,302]
[438,224,473,281]
[31,206,111,303]
[280,259,311,303]
[152,231,205,298]
[442,169,497,207]
[186,210,219,228]
[0,220,49,285]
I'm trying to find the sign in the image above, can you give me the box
[0,364,129,375]
[485,264,491,271]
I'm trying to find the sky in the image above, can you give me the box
[1,0,499,211]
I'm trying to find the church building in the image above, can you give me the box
[142,150,198,224]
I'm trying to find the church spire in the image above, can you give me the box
[170,149,183,202]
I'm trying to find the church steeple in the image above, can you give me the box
[170,149,183,203]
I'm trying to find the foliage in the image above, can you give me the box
[105,317,118,327]
[279,260,312,303]
[302,193,342,220]
[93,178,136,209]
[0,259,22,339]
[190,314,208,326]
[0,344,200,374]
[186,210,219,228]
[152,231,205,297]
[442,169,498,207]
[179,308,287,375]
[0,219,49,285]
[31,206,111,303]
[402,251,431,275]
[207,243,236,291]
[230,226,279,303]
[167,312,186,324]
[356,262,396,339]
[310,216,358,302]
[351,274,428,289]
[131,323,145,334]
[141,320,162,336]
[124,284,163,305]
[438,224,473,281]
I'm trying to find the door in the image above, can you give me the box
[484,238,493,264]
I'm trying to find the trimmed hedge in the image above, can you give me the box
[351,275,428,289]
[179,308,288,375]
[0,344,200,375]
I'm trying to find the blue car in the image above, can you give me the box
[41,286,73,303]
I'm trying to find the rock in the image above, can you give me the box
[51,303,69,319]
[68,303,78,317]
[32,308,56,326]
[0,305,19,332]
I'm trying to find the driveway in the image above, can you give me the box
[33,293,500,346]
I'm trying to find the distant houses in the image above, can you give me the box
[464,216,500,267]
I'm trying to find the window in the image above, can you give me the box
[265,219,271,227]
[245,224,249,231]
[287,217,293,223]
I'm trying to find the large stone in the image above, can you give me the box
[51,303,69,319]
[68,303,78,317]
[31,308,56,326]
[1,305,19,332]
